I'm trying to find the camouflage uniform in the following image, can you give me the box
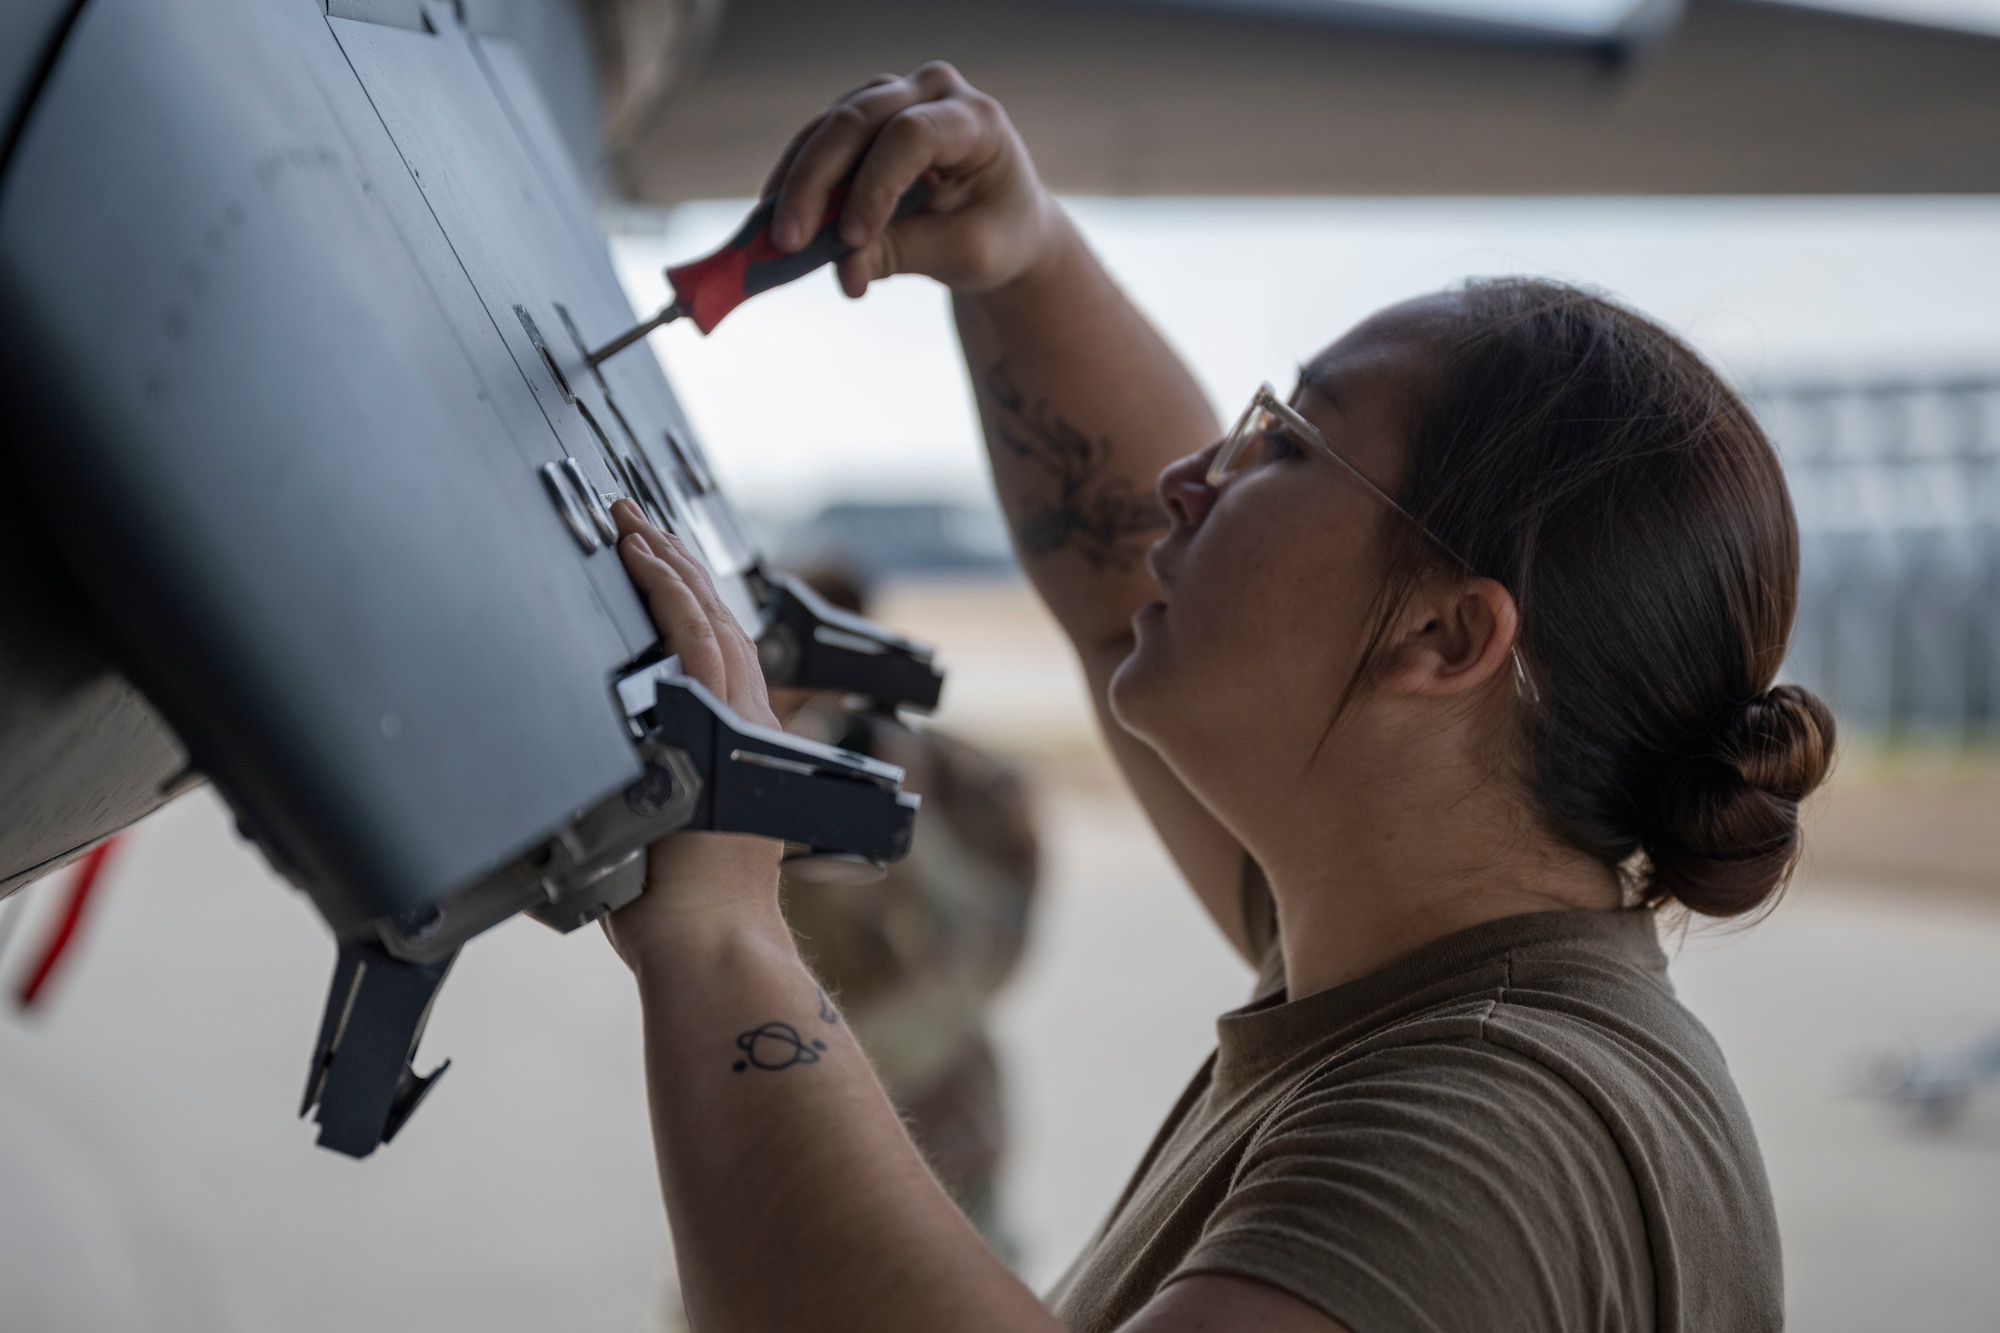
[781,701,1040,1251]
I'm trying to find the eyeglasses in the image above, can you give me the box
[1209,383,1540,704]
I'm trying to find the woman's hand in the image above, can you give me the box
[604,500,785,971]
[766,62,1065,298]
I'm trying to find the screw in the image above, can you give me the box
[625,763,677,817]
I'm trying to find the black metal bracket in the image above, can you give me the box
[301,670,925,1156]
[310,644,928,1152]
[311,666,920,1155]
[300,939,456,1159]
[638,668,919,863]
[363,664,921,963]
[756,572,943,714]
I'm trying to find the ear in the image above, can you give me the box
[1371,577,1519,700]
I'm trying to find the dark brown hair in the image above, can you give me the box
[1376,278,1835,918]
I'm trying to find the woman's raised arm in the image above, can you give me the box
[769,64,1255,955]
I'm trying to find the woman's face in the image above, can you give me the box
[1109,298,1455,796]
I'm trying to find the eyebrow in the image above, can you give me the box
[1293,362,1345,415]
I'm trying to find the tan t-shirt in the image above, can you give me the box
[1050,905,1780,1333]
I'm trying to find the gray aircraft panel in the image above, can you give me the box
[464,27,760,616]
[0,0,649,927]
[0,0,83,160]
[293,5,652,677]
[0,0,191,894]
[468,30,764,620]
[1,0,941,1155]
[328,8,665,656]
[330,5,764,634]
[466,29,610,286]
[464,22,762,620]
[297,15,591,487]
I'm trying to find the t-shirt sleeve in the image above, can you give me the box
[1175,1038,1654,1333]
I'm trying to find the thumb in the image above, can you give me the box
[835,247,878,300]
[834,210,974,298]
[834,219,915,298]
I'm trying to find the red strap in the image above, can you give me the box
[15,837,121,1011]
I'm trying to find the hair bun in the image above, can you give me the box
[1645,684,1837,917]
[1718,684,1838,802]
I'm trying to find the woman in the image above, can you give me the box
[604,63,1831,1333]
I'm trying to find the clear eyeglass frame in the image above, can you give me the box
[1208,383,1540,704]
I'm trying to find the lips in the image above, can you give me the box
[1145,535,1180,595]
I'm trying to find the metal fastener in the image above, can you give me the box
[541,460,600,553]
[561,456,619,543]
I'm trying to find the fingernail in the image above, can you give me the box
[839,216,866,248]
[772,215,798,249]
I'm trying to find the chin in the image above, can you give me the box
[1107,628,1166,740]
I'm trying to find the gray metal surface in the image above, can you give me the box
[0,0,757,930]
[0,0,84,162]
[0,0,183,903]
[0,488,189,898]
[463,0,607,185]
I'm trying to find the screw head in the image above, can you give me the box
[624,762,677,817]
[395,903,446,941]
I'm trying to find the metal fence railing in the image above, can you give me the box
[1753,377,2000,745]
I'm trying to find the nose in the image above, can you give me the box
[1158,445,1219,533]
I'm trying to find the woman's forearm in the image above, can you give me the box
[952,211,1251,947]
[633,901,1058,1333]
[954,211,1220,664]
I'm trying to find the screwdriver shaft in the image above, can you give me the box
[584,172,932,368]
[585,300,683,368]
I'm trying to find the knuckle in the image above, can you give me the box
[826,102,871,137]
[931,98,983,146]
[914,59,961,88]
[880,103,933,146]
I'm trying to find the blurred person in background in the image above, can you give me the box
[600,62,1832,1333]
[770,563,1040,1252]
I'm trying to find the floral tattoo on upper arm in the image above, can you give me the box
[984,361,1167,572]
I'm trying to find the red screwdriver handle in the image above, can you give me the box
[666,173,937,335]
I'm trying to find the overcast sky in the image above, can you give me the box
[610,196,2000,520]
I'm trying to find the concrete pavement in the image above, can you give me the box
[5,571,1998,1330]
[5,775,1999,1330]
